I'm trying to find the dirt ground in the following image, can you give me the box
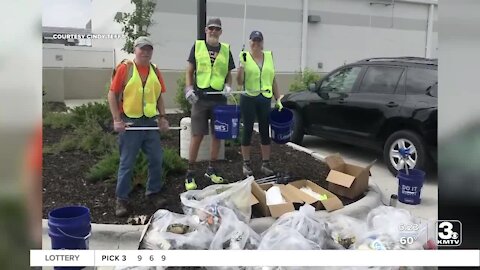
[43,114,360,224]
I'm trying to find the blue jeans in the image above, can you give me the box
[116,116,163,201]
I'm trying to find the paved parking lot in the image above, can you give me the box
[301,135,438,222]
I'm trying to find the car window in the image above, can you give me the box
[320,66,362,94]
[359,66,404,94]
[406,67,438,95]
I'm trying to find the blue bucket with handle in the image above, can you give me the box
[48,206,91,270]
[213,105,241,140]
[397,169,425,205]
[270,108,294,144]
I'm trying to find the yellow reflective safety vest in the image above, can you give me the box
[241,51,274,98]
[195,40,230,91]
[122,63,162,118]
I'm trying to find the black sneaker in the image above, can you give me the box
[185,171,197,190]
[205,166,225,184]
[242,162,253,177]
[115,199,129,217]
[261,162,275,176]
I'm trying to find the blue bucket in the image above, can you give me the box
[270,108,294,144]
[48,206,91,270]
[397,169,425,205]
[213,105,241,140]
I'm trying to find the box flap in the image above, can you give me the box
[325,154,345,171]
[250,193,259,206]
[321,196,344,212]
[344,164,364,177]
[326,170,356,188]
[269,203,295,218]
[279,184,308,204]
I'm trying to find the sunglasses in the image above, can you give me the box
[208,26,222,31]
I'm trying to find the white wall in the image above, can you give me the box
[43,44,113,68]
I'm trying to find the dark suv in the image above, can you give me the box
[283,57,437,175]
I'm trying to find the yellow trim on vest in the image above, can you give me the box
[122,63,162,118]
[241,51,274,98]
[195,40,230,91]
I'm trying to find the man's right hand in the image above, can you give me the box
[184,85,198,105]
[113,120,129,133]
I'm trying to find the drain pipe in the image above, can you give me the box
[300,0,308,72]
[425,4,434,58]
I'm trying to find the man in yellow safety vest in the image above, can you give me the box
[184,18,236,190]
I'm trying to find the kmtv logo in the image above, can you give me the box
[437,220,462,246]
[214,120,229,133]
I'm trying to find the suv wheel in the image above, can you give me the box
[290,109,304,145]
[383,130,427,176]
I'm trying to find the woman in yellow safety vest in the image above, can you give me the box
[237,30,283,177]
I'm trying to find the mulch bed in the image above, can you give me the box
[43,113,360,224]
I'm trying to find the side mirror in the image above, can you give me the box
[308,83,317,92]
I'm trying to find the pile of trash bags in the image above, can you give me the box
[125,178,434,270]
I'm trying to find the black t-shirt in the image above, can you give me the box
[187,41,236,101]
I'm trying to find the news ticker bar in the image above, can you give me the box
[31,250,480,267]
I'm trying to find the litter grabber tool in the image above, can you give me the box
[125,126,186,131]
[255,172,293,185]
[203,89,270,95]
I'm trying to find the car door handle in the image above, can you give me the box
[386,102,399,107]
[338,98,347,104]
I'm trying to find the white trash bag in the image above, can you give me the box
[365,206,429,249]
[324,214,367,249]
[258,224,321,250]
[209,206,261,250]
[271,205,327,245]
[180,177,254,228]
[141,209,214,250]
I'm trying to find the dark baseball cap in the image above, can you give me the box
[249,30,263,41]
[206,18,222,29]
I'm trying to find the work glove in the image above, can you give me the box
[157,116,170,132]
[184,85,198,105]
[113,120,130,133]
[275,95,284,111]
[223,84,233,97]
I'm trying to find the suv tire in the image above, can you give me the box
[290,109,304,145]
[383,130,428,176]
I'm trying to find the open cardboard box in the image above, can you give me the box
[287,180,344,212]
[251,181,303,218]
[325,153,376,199]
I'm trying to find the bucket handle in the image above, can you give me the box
[57,228,91,240]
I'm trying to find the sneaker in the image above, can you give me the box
[242,162,253,177]
[260,162,275,176]
[204,166,225,184]
[147,192,167,209]
[115,199,129,217]
[185,171,197,190]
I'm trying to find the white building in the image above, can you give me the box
[44,0,438,108]
[92,0,438,72]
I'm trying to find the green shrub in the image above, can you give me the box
[43,112,75,129]
[289,68,322,93]
[86,147,187,187]
[69,101,111,126]
[174,76,191,114]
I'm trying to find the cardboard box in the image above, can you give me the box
[251,181,302,218]
[325,153,375,199]
[287,180,344,212]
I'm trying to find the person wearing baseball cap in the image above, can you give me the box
[237,30,283,177]
[183,18,236,190]
[108,36,170,217]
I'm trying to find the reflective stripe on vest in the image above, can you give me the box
[241,51,274,98]
[122,63,161,118]
[195,40,230,91]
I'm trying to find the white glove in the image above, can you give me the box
[223,84,233,97]
[184,86,198,104]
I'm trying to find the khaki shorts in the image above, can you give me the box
[191,98,227,135]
